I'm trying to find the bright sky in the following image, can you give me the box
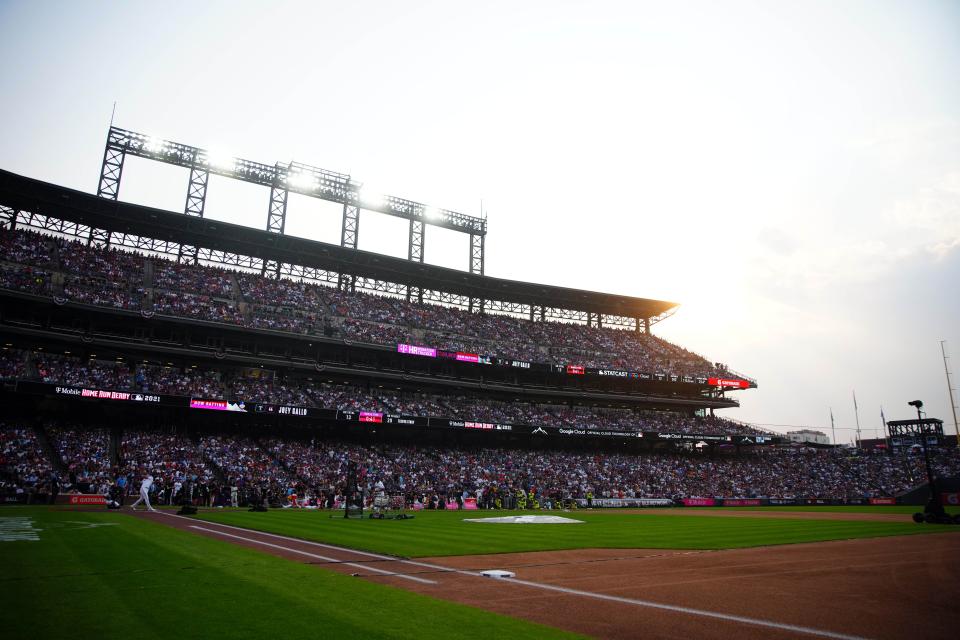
[1,1,958,442]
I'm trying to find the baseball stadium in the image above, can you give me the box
[1,119,958,640]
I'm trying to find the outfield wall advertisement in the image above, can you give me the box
[680,497,907,507]
[577,498,673,508]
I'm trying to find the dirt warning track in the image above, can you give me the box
[134,510,960,640]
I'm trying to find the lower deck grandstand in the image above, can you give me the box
[3,423,959,507]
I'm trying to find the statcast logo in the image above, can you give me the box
[597,369,628,377]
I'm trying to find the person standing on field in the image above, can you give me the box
[130,473,157,512]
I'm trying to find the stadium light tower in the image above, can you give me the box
[907,400,947,522]
[94,125,488,277]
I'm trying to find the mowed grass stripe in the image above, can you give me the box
[0,507,580,640]
[694,505,959,514]
[194,508,949,557]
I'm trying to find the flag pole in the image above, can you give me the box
[853,391,862,449]
[880,406,889,452]
[830,408,837,447]
[941,341,960,449]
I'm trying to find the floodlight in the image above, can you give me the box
[144,136,164,153]
[360,188,384,207]
[287,171,316,190]
[423,206,441,221]
[206,150,236,171]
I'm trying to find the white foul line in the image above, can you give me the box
[162,512,454,570]
[188,525,436,585]
[163,513,872,640]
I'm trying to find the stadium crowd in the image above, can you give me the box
[46,426,114,495]
[7,350,760,436]
[0,349,25,380]
[0,227,744,379]
[0,426,52,501]
[0,263,49,295]
[3,424,960,507]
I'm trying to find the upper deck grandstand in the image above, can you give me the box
[1,128,760,461]
[0,147,753,388]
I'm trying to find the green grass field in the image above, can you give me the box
[694,505,959,514]
[195,506,955,557]
[4,506,958,640]
[0,507,579,640]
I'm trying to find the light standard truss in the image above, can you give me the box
[183,153,209,218]
[406,218,425,302]
[96,126,487,272]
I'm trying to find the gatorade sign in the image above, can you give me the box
[708,378,750,389]
[67,495,106,505]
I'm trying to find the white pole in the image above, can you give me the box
[941,341,960,449]
[853,391,862,448]
[830,408,837,446]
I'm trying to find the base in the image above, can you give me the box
[481,570,516,578]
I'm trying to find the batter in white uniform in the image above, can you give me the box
[129,473,157,512]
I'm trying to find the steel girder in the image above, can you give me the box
[97,130,126,200]
[100,127,485,233]
[184,157,209,218]
[95,126,487,269]
[267,178,289,234]
[406,218,424,301]
[280,264,339,286]
[468,233,485,313]
[198,248,263,271]
[340,201,359,250]
[470,233,484,275]
[178,244,199,265]
[86,227,110,248]
[408,218,424,262]
[262,259,281,278]
[0,205,16,230]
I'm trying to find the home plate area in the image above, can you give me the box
[462,515,584,524]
